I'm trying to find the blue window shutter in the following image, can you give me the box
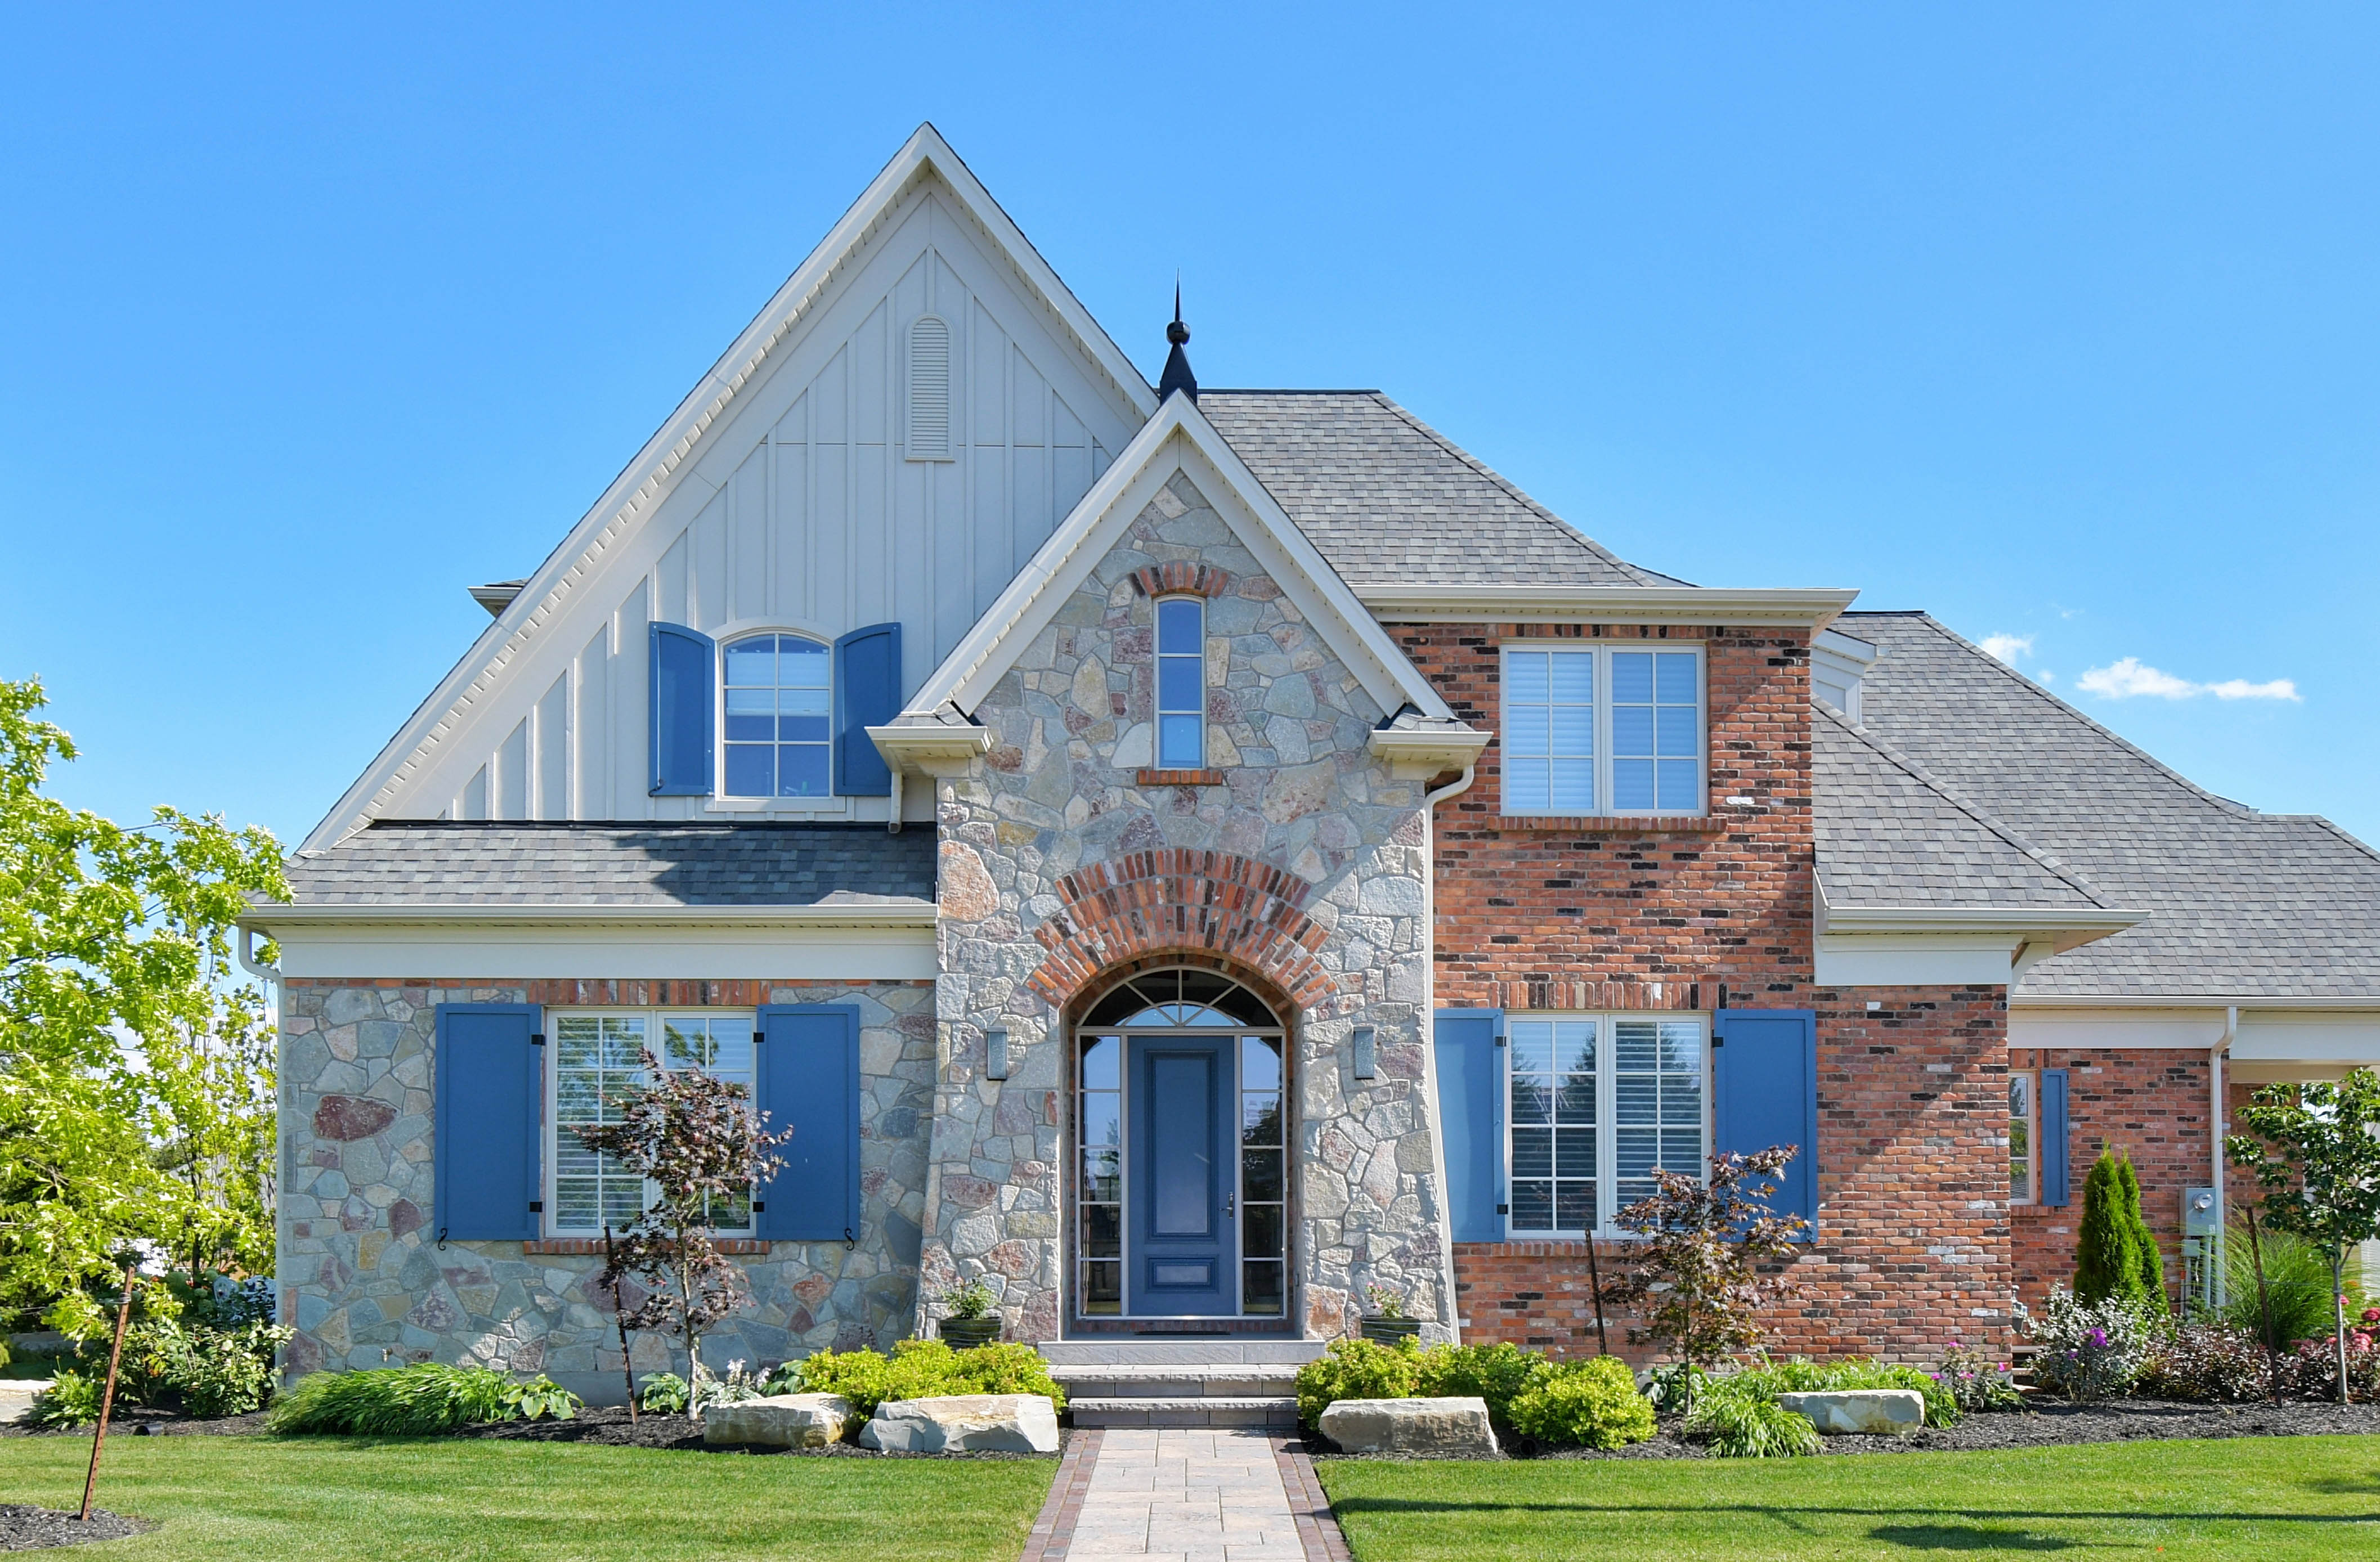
[1711,1008,1819,1240]
[2041,1068,2071,1208]
[649,621,715,796]
[833,621,902,797]
[755,1004,860,1241]
[1433,1009,1506,1242]
[433,1003,542,1242]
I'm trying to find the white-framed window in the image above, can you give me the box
[549,1010,758,1236]
[1505,1014,1709,1237]
[1501,644,1705,815]
[1156,597,1206,769]
[2009,1070,2036,1205]
[723,632,832,798]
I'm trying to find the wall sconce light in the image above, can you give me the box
[1351,1026,1377,1081]
[985,1028,1011,1081]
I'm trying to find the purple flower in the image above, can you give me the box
[2085,1327,2109,1349]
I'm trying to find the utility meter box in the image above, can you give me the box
[2183,1186,2219,1237]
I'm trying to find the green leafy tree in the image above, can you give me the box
[0,678,285,1328]
[2227,1070,2380,1405]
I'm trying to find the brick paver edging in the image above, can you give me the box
[1019,1428,1102,1562]
[1271,1438,1355,1562]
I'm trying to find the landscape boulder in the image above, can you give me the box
[0,1380,52,1425]
[1318,1396,1500,1457]
[702,1393,854,1448]
[859,1393,1060,1453]
[1776,1389,1927,1435]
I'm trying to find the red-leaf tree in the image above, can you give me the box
[577,1048,790,1385]
[1598,1146,1809,1383]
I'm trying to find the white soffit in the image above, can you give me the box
[906,395,1459,725]
[301,123,1155,853]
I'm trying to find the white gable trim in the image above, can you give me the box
[897,395,1460,729]
[302,125,1155,852]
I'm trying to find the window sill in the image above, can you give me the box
[703,797,852,817]
[525,1237,769,1256]
[1136,769,1227,787]
[1487,813,1729,833]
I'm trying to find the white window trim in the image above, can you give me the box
[716,626,836,804]
[1503,1012,1713,1240]
[1154,594,1207,770]
[544,1007,760,1239]
[1499,642,1708,817]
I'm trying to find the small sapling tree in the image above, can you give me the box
[2073,1147,2166,1314]
[2227,1069,2380,1405]
[578,1048,790,1393]
[1599,1146,1808,1406]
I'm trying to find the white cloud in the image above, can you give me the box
[1979,634,2033,665]
[2076,657,2301,703]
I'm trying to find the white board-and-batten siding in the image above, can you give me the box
[382,182,1135,827]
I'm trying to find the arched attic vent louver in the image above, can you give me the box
[907,315,952,461]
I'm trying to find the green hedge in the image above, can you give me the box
[794,1339,1065,1417]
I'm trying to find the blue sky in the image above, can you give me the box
[4,4,2374,846]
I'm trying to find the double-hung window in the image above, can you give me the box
[1156,598,1207,768]
[550,1010,758,1236]
[1505,1015,1708,1237]
[1502,645,1704,815]
[723,634,832,798]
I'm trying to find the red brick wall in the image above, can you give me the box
[1451,987,2012,1362]
[2006,1046,2213,1308]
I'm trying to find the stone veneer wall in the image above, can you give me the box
[277,977,934,1399]
[1454,987,2013,1361]
[920,469,1454,1344]
[2007,1045,2214,1308]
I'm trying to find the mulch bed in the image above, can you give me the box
[0,1505,151,1551]
[0,1406,269,1439]
[1539,1398,2380,1459]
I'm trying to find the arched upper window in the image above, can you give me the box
[907,315,951,461]
[723,633,831,797]
[1080,967,1279,1030]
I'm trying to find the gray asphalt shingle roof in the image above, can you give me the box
[1843,612,2380,999]
[279,822,936,907]
[1201,391,1682,589]
[1812,703,2104,913]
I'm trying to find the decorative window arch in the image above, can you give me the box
[721,631,832,798]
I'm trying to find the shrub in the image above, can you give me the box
[2075,1149,2164,1313]
[1294,1338,1423,1428]
[1505,1357,1655,1449]
[1414,1341,1542,1428]
[132,1318,289,1418]
[2140,1321,2273,1403]
[26,1370,104,1429]
[793,1338,1064,1418]
[2016,1288,2153,1401]
[266,1364,581,1435]
[1705,1355,1958,1429]
[1932,1340,2023,1412]
[1682,1379,1821,1458]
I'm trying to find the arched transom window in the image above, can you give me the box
[723,633,831,797]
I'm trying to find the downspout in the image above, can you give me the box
[1417,764,1477,1343]
[2210,1004,2237,1309]
[886,766,903,834]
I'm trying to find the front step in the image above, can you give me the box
[1038,1339,1326,1367]
[1068,1395,1299,1429]
[1048,1363,1304,1399]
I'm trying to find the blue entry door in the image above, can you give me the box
[1128,1036,1237,1316]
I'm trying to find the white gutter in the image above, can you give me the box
[2010,994,2380,1012]
[1356,585,1862,628]
[2210,1004,2237,1307]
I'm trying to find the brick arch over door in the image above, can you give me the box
[1028,849,1335,1012]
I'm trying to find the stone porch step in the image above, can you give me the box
[1068,1395,1299,1429]
[1037,1339,1326,1367]
[1047,1363,1304,1398]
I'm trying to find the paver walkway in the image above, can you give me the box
[1022,1428,1350,1562]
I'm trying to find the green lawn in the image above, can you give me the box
[0,1433,1054,1561]
[1319,1437,2380,1561]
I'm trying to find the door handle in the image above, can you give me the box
[1225,1193,1235,1216]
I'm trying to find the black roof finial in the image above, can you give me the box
[1158,277,1197,403]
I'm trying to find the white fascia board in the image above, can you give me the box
[1366,726,1493,778]
[906,397,1458,725]
[268,923,936,982]
[243,902,939,932]
[1357,585,1862,627]
[2013,993,2380,1012]
[1815,935,2019,989]
[301,124,1153,853]
[1814,880,2140,950]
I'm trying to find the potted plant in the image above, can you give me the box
[936,1280,1001,1349]
[1359,1285,1423,1345]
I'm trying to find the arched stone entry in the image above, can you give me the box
[1029,849,1337,1014]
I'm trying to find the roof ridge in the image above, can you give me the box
[1813,701,2109,908]
[1900,614,2268,823]
[1364,393,1666,587]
